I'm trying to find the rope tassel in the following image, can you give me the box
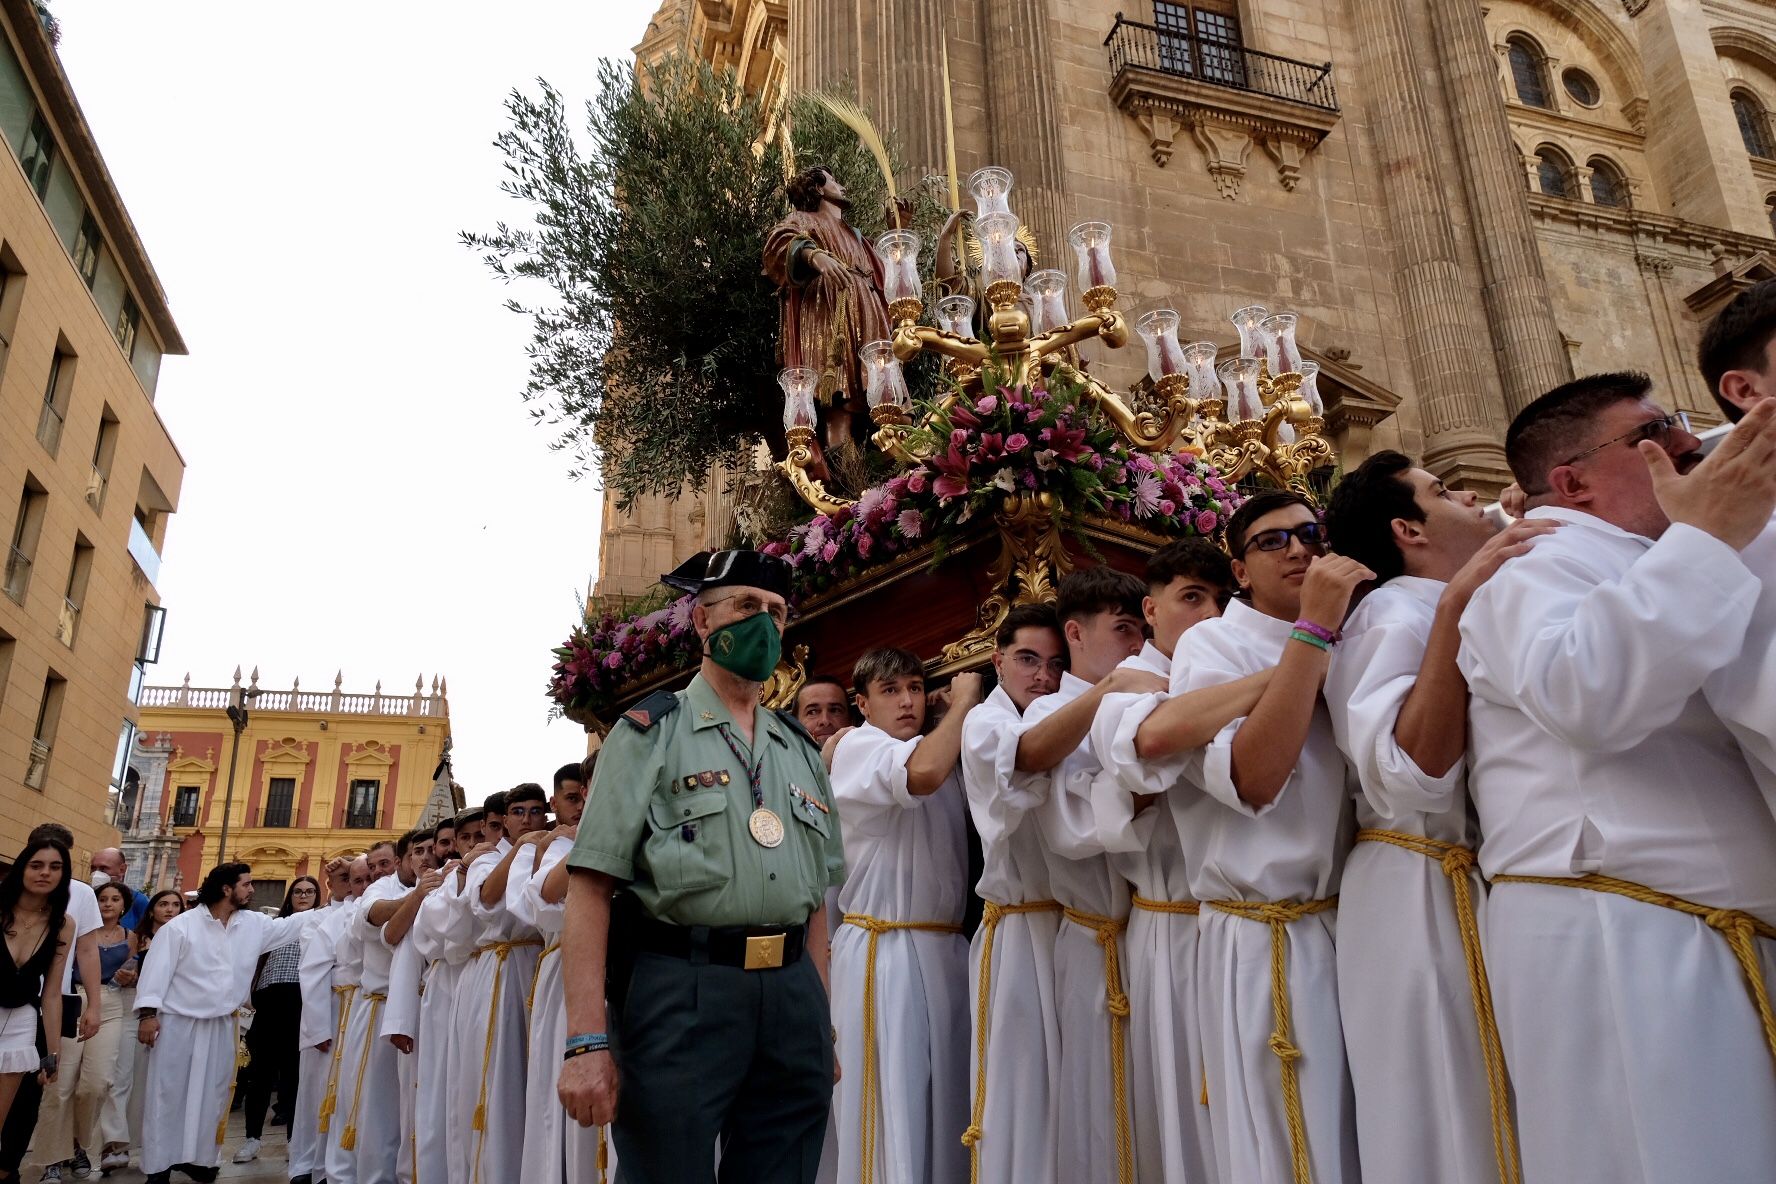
[1063,908,1135,1184]
[963,901,1059,1182]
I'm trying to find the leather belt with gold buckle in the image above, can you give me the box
[743,932,787,970]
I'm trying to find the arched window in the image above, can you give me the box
[1587,157,1628,208]
[1507,36,1552,109]
[1766,194,1776,238]
[1534,146,1575,198]
[1734,90,1774,159]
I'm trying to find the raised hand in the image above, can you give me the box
[1642,397,1776,550]
[1298,554,1376,632]
[1442,518,1560,612]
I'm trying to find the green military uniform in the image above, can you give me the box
[569,671,846,1184]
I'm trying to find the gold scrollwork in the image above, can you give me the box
[777,426,857,515]
[938,492,1075,666]
[760,643,810,710]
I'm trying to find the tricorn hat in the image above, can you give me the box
[661,549,792,599]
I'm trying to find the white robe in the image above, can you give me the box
[1324,577,1501,1184]
[326,898,371,1184]
[959,687,1061,1184]
[293,899,354,1179]
[380,931,424,1184]
[133,906,317,1174]
[1013,673,1134,1184]
[347,874,408,1184]
[830,723,971,1184]
[1458,508,1776,1184]
[1707,511,1776,819]
[1171,599,1358,1184]
[416,869,478,1184]
[457,841,541,1184]
[515,836,612,1184]
[1088,641,1216,1184]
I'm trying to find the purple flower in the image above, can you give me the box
[1088,453,1104,471]
[897,509,924,538]
[1195,510,1219,534]
[856,531,874,559]
[1021,471,1038,489]
[603,652,624,670]
[1005,432,1029,453]
[1132,473,1163,517]
[857,487,888,524]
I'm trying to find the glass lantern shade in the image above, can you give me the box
[1261,313,1300,375]
[1230,305,1270,360]
[1182,341,1221,401]
[1298,361,1324,416]
[779,367,818,432]
[976,212,1024,287]
[859,340,910,410]
[1136,309,1186,380]
[936,294,976,340]
[1067,221,1116,290]
[874,230,923,305]
[968,166,1014,217]
[1024,269,1070,335]
[1218,356,1265,422]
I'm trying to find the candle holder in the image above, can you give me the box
[778,367,817,433]
[1230,305,1270,360]
[936,294,976,340]
[1137,309,1186,380]
[976,212,1024,288]
[1024,269,1071,336]
[1068,221,1117,312]
[1298,360,1324,416]
[968,166,1014,216]
[860,339,911,412]
[1260,313,1299,376]
[876,229,923,325]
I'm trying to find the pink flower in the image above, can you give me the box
[821,541,840,563]
[1005,433,1029,453]
[1195,510,1219,534]
[933,474,970,500]
[907,470,928,494]
[1132,473,1163,517]
[975,394,999,416]
[603,653,624,670]
[897,509,924,538]
[951,428,970,447]
[1158,499,1176,516]
[977,432,1005,462]
[856,531,873,559]
[1047,422,1088,461]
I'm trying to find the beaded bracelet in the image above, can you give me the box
[1289,628,1331,653]
[1292,619,1340,645]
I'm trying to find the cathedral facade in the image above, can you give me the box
[596,0,1776,599]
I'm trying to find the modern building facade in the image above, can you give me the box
[598,0,1776,596]
[131,670,457,903]
[0,0,185,859]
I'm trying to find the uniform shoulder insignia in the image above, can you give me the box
[622,690,682,732]
[773,708,820,749]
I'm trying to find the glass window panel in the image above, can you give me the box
[1736,93,1773,158]
[263,777,295,827]
[1509,40,1550,109]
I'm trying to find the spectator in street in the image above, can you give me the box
[0,838,73,1183]
[85,854,144,933]
[120,892,182,1160]
[25,825,102,1183]
[234,877,318,1164]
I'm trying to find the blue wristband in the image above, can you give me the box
[564,1032,609,1054]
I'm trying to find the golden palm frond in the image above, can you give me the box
[807,92,898,225]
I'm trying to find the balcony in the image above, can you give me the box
[24,739,49,790]
[3,546,29,603]
[85,466,107,512]
[1104,15,1341,197]
[36,402,63,454]
[127,517,161,585]
[55,598,78,647]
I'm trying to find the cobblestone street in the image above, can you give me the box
[23,1114,293,1184]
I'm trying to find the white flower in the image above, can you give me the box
[992,467,1017,492]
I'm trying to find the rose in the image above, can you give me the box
[1005,433,1029,453]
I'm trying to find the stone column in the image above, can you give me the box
[866,0,947,180]
[1634,0,1766,238]
[1351,0,1511,481]
[789,0,860,96]
[1428,0,1572,416]
[982,0,1070,259]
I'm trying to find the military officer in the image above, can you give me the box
[558,548,846,1184]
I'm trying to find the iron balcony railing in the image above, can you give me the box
[1105,15,1338,113]
[36,401,63,454]
[24,739,50,790]
[3,546,30,603]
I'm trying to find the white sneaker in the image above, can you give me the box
[98,1151,130,1172]
[231,1138,262,1164]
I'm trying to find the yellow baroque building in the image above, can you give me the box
[131,670,459,905]
[602,0,1776,604]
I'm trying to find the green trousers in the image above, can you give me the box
[613,948,834,1183]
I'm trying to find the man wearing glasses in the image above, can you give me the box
[1457,371,1776,1183]
[558,549,845,1184]
[1160,490,1371,1184]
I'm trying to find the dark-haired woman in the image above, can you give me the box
[0,839,73,1180]
[115,889,181,1163]
[233,876,317,1164]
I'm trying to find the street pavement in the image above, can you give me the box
[22,1113,293,1184]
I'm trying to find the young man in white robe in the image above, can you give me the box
[336,839,409,1184]
[1083,539,1262,1184]
[459,784,550,1184]
[372,832,444,1184]
[1697,282,1776,816]
[1321,454,1554,1184]
[517,761,611,1184]
[1458,372,1776,1183]
[418,808,490,1184]
[1169,491,1369,1184]
[320,842,397,1184]
[134,863,320,1184]
[829,649,979,1184]
[293,856,367,1184]
[1009,567,1164,1184]
[958,603,1064,1184]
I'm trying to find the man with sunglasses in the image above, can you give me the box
[559,549,844,1184]
[1164,490,1371,1184]
[1457,371,1776,1183]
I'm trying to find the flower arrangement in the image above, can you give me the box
[549,367,1240,719]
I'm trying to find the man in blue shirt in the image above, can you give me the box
[92,848,147,930]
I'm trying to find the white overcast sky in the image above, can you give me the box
[55,0,661,792]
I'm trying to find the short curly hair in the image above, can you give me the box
[786,165,834,213]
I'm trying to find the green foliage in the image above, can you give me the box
[464,59,955,511]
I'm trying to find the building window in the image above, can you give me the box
[1152,2,1245,87]
[1734,90,1774,159]
[1534,146,1575,198]
[263,777,295,827]
[1507,36,1552,110]
[114,296,139,360]
[71,212,100,290]
[172,785,199,827]
[57,536,91,648]
[252,880,287,913]
[345,779,380,829]
[18,111,53,198]
[37,347,72,455]
[1588,157,1628,208]
[1767,195,1776,238]
[25,674,64,790]
[1562,67,1600,108]
[5,482,45,605]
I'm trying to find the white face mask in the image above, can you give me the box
[89,871,111,889]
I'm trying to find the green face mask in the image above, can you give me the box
[705,610,782,683]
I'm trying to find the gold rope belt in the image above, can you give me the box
[842,912,965,1184]
[1130,896,1209,1107]
[1492,872,1776,1073]
[339,991,388,1151]
[1357,829,1519,1184]
[1061,907,1134,1184]
[527,940,563,1011]
[469,939,543,1184]
[317,985,356,1132]
[962,899,1060,1182]
[1206,896,1337,1184]
[215,1012,243,1145]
